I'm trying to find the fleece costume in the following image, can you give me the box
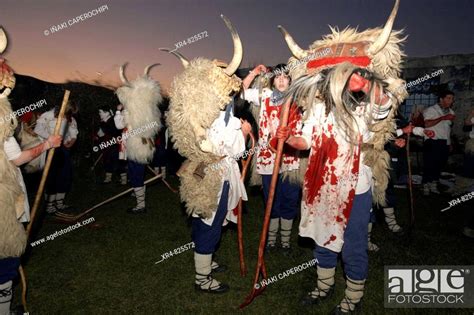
[0,28,27,315]
[279,0,407,312]
[166,15,244,293]
[114,64,162,213]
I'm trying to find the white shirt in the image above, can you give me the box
[423,104,454,145]
[396,127,425,137]
[301,102,385,195]
[4,136,30,222]
[34,109,78,143]
[197,110,248,226]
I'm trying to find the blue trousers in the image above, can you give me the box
[0,257,20,284]
[192,182,230,255]
[262,174,300,220]
[128,160,145,187]
[313,190,372,280]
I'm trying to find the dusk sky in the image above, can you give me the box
[0,0,473,92]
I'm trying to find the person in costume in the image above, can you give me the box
[0,29,61,314]
[151,108,168,179]
[165,15,249,293]
[368,121,435,251]
[114,64,162,214]
[34,102,78,215]
[276,1,407,312]
[242,63,303,252]
[96,106,123,184]
[422,90,455,196]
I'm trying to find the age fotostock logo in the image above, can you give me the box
[384,266,474,308]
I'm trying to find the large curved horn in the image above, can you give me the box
[159,48,189,68]
[119,63,130,85]
[220,14,242,76]
[144,63,161,76]
[277,25,306,60]
[0,28,7,54]
[367,0,400,56]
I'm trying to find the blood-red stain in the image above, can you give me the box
[305,126,338,205]
[323,234,337,246]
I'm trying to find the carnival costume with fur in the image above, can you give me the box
[279,0,407,312]
[0,27,28,314]
[114,64,162,213]
[166,15,245,293]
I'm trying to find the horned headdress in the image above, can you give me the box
[164,15,243,217]
[115,63,162,164]
[0,26,27,258]
[279,0,408,205]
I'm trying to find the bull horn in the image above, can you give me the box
[0,28,7,54]
[159,48,189,68]
[220,14,242,76]
[144,63,161,76]
[277,25,306,60]
[119,63,130,85]
[367,0,400,56]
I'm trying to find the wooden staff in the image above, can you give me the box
[22,90,70,310]
[69,173,163,222]
[240,97,292,309]
[406,133,415,230]
[91,152,103,170]
[146,166,178,193]
[237,132,256,277]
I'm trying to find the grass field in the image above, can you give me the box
[13,161,474,315]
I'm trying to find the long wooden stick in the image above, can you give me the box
[240,97,292,309]
[71,173,162,221]
[146,166,178,193]
[237,132,256,277]
[22,90,70,310]
[91,152,103,170]
[406,133,415,230]
[19,265,27,312]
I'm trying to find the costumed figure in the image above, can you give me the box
[368,120,434,251]
[0,27,61,314]
[152,107,168,179]
[96,106,122,184]
[276,1,407,312]
[165,15,250,293]
[242,63,303,252]
[34,102,78,214]
[16,112,47,174]
[114,64,162,213]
